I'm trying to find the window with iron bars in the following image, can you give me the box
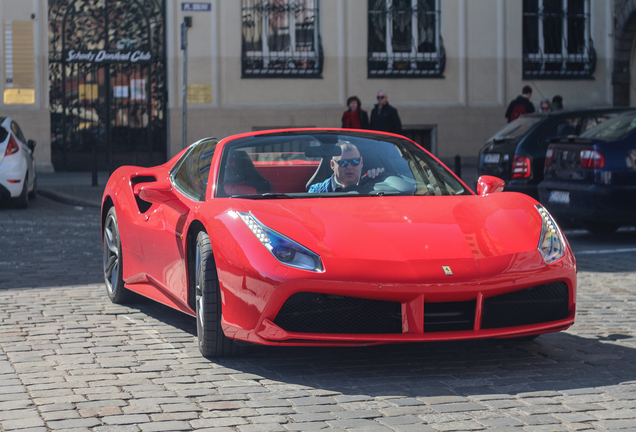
[242,0,322,78]
[523,0,596,79]
[368,0,445,78]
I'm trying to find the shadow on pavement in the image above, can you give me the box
[131,297,636,399]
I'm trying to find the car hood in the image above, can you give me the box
[232,194,545,282]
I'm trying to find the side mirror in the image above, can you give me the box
[477,175,505,196]
[27,140,36,151]
[134,180,179,204]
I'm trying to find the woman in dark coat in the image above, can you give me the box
[341,96,369,129]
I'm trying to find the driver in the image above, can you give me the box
[308,142,384,193]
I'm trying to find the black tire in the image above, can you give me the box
[194,231,241,358]
[12,177,28,208]
[103,207,134,303]
[28,174,37,200]
[583,221,620,235]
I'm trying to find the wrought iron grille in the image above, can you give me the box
[242,0,323,78]
[49,0,167,172]
[523,0,596,79]
[368,0,445,78]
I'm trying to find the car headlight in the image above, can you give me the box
[236,212,324,272]
[536,205,566,264]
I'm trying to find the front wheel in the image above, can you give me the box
[103,207,133,303]
[194,231,241,358]
[12,177,28,208]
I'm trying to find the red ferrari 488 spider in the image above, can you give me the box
[101,129,576,357]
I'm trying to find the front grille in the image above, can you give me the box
[481,282,569,329]
[424,301,476,332]
[273,292,402,334]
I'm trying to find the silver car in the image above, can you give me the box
[0,117,36,208]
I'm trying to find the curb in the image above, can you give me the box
[37,189,101,209]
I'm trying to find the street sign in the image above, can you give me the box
[181,2,211,11]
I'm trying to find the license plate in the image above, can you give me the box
[549,190,570,204]
[484,153,501,164]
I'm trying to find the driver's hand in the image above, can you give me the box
[366,167,385,178]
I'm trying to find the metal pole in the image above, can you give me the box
[181,17,191,150]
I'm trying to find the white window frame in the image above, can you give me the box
[524,0,593,77]
[242,0,321,76]
[368,0,442,76]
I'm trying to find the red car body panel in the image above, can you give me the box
[102,128,576,347]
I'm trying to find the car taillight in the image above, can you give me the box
[511,154,531,179]
[545,148,553,167]
[4,134,19,156]
[580,149,605,169]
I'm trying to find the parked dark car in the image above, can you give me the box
[538,110,636,234]
[478,108,631,199]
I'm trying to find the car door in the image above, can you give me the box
[137,138,218,302]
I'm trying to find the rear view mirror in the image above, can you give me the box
[305,145,342,158]
[477,175,505,196]
[134,180,178,203]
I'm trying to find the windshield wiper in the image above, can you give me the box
[230,193,299,199]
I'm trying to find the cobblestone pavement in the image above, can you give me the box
[1,196,636,432]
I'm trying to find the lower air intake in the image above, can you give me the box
[481,282,570,329]
[274,292,402,334]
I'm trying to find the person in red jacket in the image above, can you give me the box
[341,96,369,129]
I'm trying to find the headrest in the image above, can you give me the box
[224,150,252,183]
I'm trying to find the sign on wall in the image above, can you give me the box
[181,2,212,11]
[3,20,35,104]
[63,50,153,63]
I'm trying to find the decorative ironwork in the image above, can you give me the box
[49,0,167,172]
[523,0,596,79]
[368,0,445,78]
[242,0,323,78]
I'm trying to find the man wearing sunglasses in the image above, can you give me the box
[369,90,402,134]
[308,143,384,193]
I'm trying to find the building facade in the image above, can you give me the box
[0,0,624,172]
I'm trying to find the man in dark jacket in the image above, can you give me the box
[505,85,535,122]
[369,90,402,134]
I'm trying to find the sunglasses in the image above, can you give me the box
[377,95,386,99]
[334,157,361,168]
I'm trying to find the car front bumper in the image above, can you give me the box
[219,251,577,347]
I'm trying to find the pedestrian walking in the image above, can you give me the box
[505,85,535,122]
[369,90,402,134]
[341,96,369,129]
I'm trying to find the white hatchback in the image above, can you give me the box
[0,117,36,208]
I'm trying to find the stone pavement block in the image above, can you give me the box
[428,420,486,431]
[138,420,192,431]
[101,414,151,425]
[190,417,249,428]
[1,416,46,430]
[41,410,81,421]
[283,423,330,431]
[46,418,102,429]
[430,402,488,413]
[288,413,335,423]
[236,424,288,432]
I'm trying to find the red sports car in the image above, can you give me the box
[102,129,576,357]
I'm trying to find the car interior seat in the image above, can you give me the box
[222,150,273,196]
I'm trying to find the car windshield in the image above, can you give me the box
[216,131,470,198]
[489,116,542,141]
[579,111,636,141]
